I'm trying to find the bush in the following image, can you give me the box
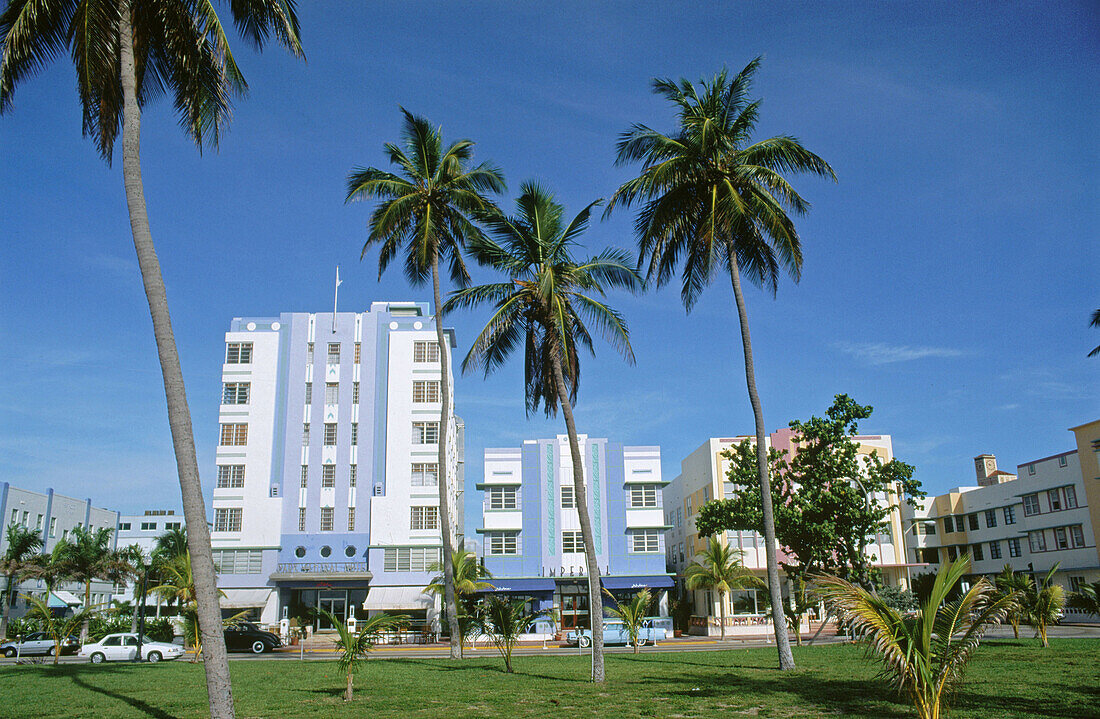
[877,585,918,613]
[6,616,39,639]
[88,614,131,641]
[143,617,175,643]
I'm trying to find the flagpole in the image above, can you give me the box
[332,266,342,334]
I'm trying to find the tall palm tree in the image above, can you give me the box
[0,524,42,639]
[53,527,136,642]
[443,182,640,682]
[607,59,836,670]
[1,4,302,716]
[346,110,504,660]
[1089,309,1100,357]
[153,525,189,565]
[993,564,1031,639]
[683,536,761,640]
[152,551,237,661]
[1021,563,1065,648]
[817,557,1018,719]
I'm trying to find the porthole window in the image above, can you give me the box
[320,545,332,558]
[294,546,306,558]
[345,545,357,558]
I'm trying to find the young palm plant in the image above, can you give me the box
[683,536,762,640]
[0,524,42,639]
[1068,579,1100,617]
[24,595,96,666]
[605,588,653,653]
[324,610,408,701]
[472,596,552,673]
[1021,563,1064,648]
[817,557,1018,719]
[443,182,640,682]
[346,111,504,659]
[993,564,1031,639]
[607,59,835,670]
[150,552,236,662]
[53,527,136,642]
[1,4,303,716]
[425,544,493,648]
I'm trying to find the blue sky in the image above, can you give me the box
[1,2,1096,533]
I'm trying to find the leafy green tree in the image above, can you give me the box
[1021,564,1065,648]
[1,3,302,715]
[346,110,504,660]
[53,527,136,642]
[604,588,654,653]
[683,536,762,640]
[444,182,639,682]
[992,564,1030,639]
[472,596,552,673]
[0,524,42,639]
[24,595,96,666]
[1067,579,1100,616]
[817,557,1018,719]
[607,59,835,670]
[325,610,408,701]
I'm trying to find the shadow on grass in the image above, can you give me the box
[70,674,180,719]
[614,653,776,671]
[384,656,589,684]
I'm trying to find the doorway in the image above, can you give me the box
[317,590,347,630]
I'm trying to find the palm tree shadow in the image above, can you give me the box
[70,674,180,719]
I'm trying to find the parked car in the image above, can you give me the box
[224,621,281,654]
[79,633,185,663]
[565,618,667,648]
[2,632,80,657]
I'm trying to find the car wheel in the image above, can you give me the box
[90,652,106,664]
[46,646,56,656]
[578,636,592,648]
[251,641,266,654]
[147,651,162,663]
[3,648,15,658]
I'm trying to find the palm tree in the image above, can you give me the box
[444,182,640,682]
[1,4,302,716]
[1068,579,1100,616]
[151,551,233,661]
[325,610,408,701]
[346,110,504,660]
[683,536,762,640]
[817,557,1018,719]
[0,524,42,639]
[607,59,835,670]
[23,595,95,666]
[1021,563,1065,648]
[153,526,188,564]
[472,595,552,673]
[605,588,653,653]
[1089,309,1100,357]
[425,544,493,647]
[993,564,1031,639]
[53,527,136,642]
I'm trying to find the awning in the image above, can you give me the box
[601,575,675,590]
[480,578,556,593]
[48,590,83,608]
[362,586,434,611]
[220,588,273,609]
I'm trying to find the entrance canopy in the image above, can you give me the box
[362,586,433,611]
[220,588,273,609]
[601,575,675,591]
[48,590,83,608]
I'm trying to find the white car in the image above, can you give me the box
[79,633,185,664]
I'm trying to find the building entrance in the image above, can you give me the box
[556,583,590,630]
[318,590,347,629]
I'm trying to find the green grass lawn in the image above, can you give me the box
[2,639,1097,718]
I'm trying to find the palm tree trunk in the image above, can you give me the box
[0,575,12,640]
[82,580,91,642]
[345,670,354,701]
[430,255,462,661]
[728,262,795,670]
[118,5,234,716]
[549,352,605,683]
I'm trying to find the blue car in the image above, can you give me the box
[565,619,666,648]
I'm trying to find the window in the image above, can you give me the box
[383,547,441,572]
[943,516,954,533]
[353,382,360,404]
[1054,527,1069,550]
[984,509,997,528]
[320,507,334,532]
[217,465,245,489]
[1064,486,1078,509]
[1070,524,1085,548]
[306,342,314,364]
[327,343,340,364]
[219,423,247,446]
[629,485,659,508]
[413,341,439,362]
[1069,576,1086,592]
[140,522,156,531]
[972,542,984,561]
[488,487,518,510]
[351,423,359,445]
[1008,538,1022,557]
[410,506,439,530]
[1028,530,1046,553]
[561,485,576,509]
[967,513,979,531]
[349,464,357,487]
[487,532,519,556]
[213,508,242,532]
[1058,455,1068,467]
[36,514,44,530]
[302,423,310,447]
[166,522,181,530]
[324,423,337,446]
[9,508,16,525]
[676,507,682,527]
[562,531,585,553]
[989,540,1002,560]
[413,422,439,444]
[631,529,660,553]
[411,463,438,486]
[413,380,441,403]
[325,383,339,404]
[1022,494,1041,516]
[49,517,56,538]
[226,342,253,364]
[1004,506,1017,525]
[946,545,958,561]
[221,382,250,405]
[1047,489,1062,512]
[322,465,336,488]
[212,549,263,574]
[354,342,361,364]
[304,383,312,403]
[348,507,356,532]
[21,511,28,526]
[298,508,306,531]
[1027,464,1035,475]
[300,465,308,488]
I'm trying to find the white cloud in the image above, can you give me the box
[835,342,968,365]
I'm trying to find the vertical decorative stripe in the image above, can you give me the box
[546,443,555,554]
[592,443,602,552]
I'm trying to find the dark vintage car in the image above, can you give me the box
[223,622,281,654]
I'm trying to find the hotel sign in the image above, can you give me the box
[276,562,369,574]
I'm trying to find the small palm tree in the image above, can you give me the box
[151,552,230,661]
[53,527,137,642]
[817,557,1018,719]
[1021,564,1065,648]
[425,545,493,648]
[684,537,762,640]
[325,610,408,701]
[1068,579,1100,617]
[607,59,835,671]
[444,182,640,682]
[993,564,1031,639]
[24,595,95,666]
[0,524,43,639]
[605,589,653,654]
[346,110,504,660]
[472,596,552,673]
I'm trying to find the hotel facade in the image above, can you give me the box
[209,302,461,630]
